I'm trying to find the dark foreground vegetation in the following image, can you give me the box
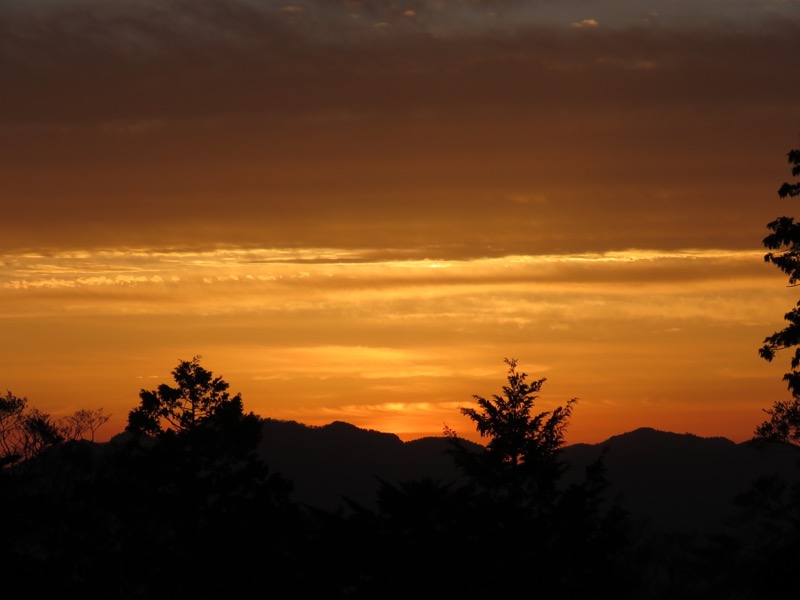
[3,356,800,600]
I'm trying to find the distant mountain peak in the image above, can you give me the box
[602,427,736,448]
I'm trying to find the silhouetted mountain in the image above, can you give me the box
[10,420,800,599]
[258,419,481,511]
[259,421,800,534]
[562,427,800,534]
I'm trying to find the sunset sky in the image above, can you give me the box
[3,0,800,445]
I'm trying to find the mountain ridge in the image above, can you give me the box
[258,420,800,534]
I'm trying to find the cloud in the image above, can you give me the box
[0,247,782,328]
[572,18,599,28]
[3,3,795,128]
[1,0,798,257]
[2,0,797,447]
[2,1,796,122]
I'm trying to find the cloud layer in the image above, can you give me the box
[2,0,799,443]
[2,0,799,254]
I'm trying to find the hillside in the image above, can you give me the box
[259,420,800,534]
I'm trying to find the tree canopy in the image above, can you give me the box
[460,357,576,468]
[126,355,245,437]
[757,147,800,444]
[447,358,578,510]
[0,390,62,468]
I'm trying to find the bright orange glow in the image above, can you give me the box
[0,248,791,445]
[3,1,798,446]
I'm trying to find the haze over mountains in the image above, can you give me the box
[258,420,800,535]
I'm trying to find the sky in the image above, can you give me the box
[2,0,800,446]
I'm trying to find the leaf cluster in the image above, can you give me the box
[0,391,63,468]
[755,396,800,445]
[459,357,576,468]
[758,148,800,443]
[127,355,243,437]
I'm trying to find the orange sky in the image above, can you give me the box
[2,0,800,445]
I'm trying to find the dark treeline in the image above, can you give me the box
[2,356,800,599]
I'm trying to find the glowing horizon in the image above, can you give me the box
[3,0,800,447]
[1,245,792,445]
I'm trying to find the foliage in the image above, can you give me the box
[758,148,800,444]
[60,407,111,442]
[710,472,800,600]
[754,397,800,444]
[0,390,63,468]
[12,355,777,598]
[0,357,297,598]
[439,359,636,597]
[124,357,287,492]
[460,357,576,465]
[126,355,245,437]
[762,149,800,286]
[449,358,576,506]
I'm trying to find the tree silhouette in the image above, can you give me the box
[461,357,575,464]
[443,359,633,598]
[60,407,111,442]
[124,356,290,497]
[449,358,576,507]
[757,147,800,444]
[755,397,800,444]
[0,390,62,468]
[127,355,244,436]
[116,356,295,597]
